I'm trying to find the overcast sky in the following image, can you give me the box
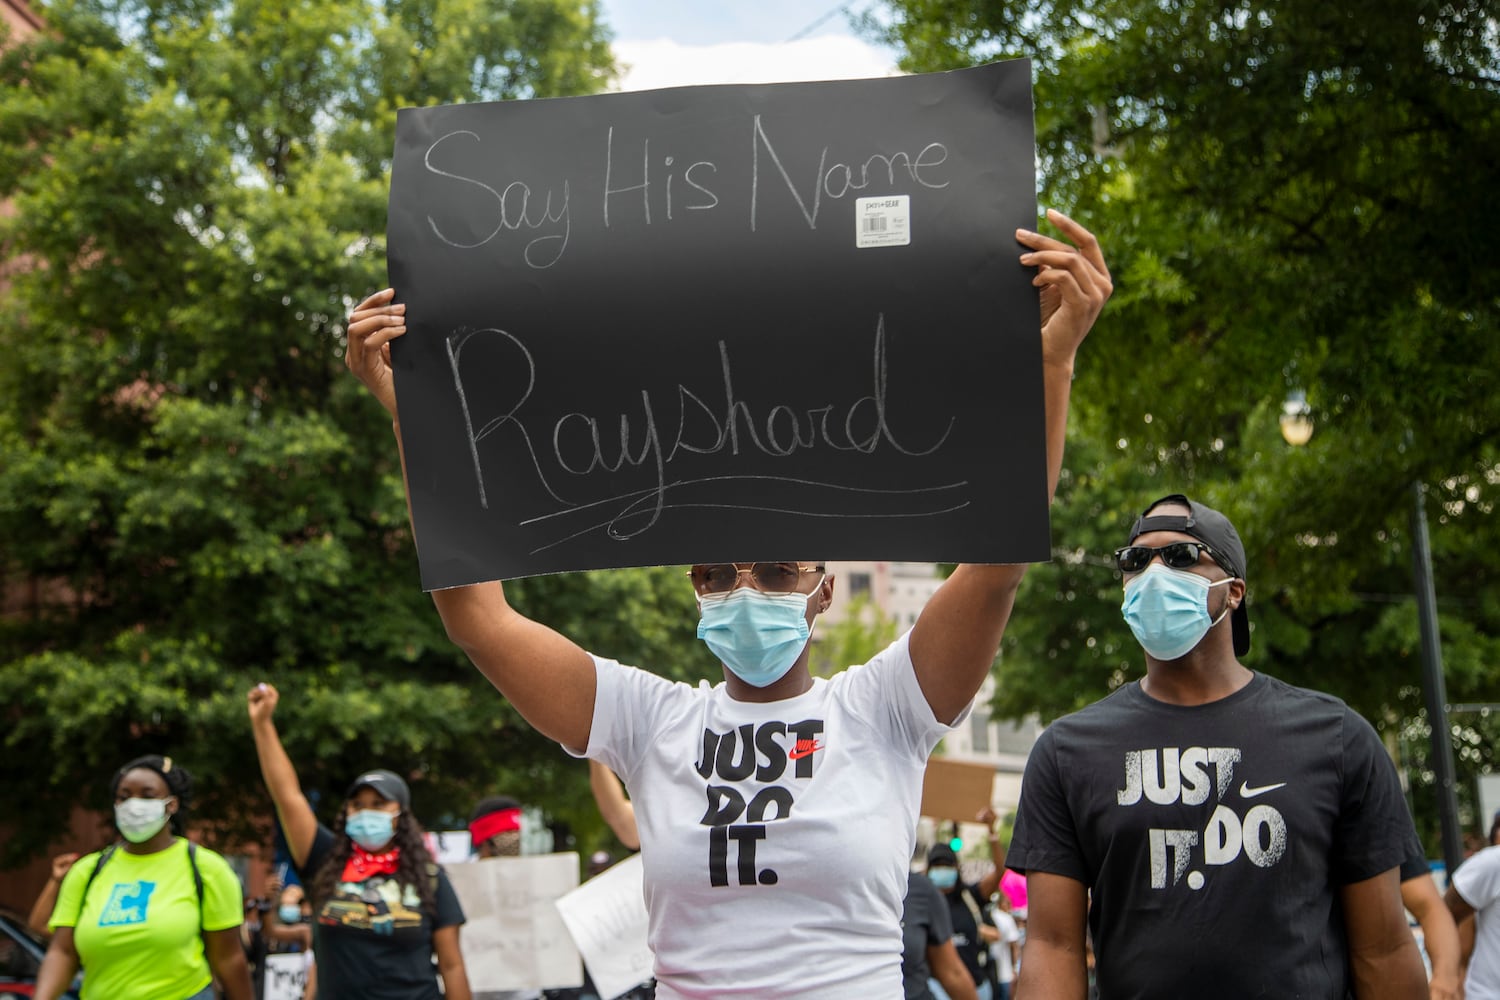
[598,0,902,91]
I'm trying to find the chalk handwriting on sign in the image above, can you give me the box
[261,954,307,1000]
[387,59,1046,586]
[422,118,951,269]
[445,314,954,538]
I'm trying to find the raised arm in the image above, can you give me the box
[246,684,319,868]
[910,210,1111,724]
[26,853,77,936]
[976,806,1006,899]
[589,759,640,850]
[1342,868,1428,999]
[345,289,597,751]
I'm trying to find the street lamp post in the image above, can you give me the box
[1279,392,1465,874]
[1407,481,1466,874]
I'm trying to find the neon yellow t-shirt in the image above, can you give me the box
[49,838,244,1000]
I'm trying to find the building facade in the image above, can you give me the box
[821,561,1040,832]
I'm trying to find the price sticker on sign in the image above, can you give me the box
[855,195,911,248]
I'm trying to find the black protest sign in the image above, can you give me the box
[387,59,1046,588]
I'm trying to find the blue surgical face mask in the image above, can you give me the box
[697,581,821,688]
[1121,562,1235,661]
[278,905,303,925]
[928,867,959,890]
[345,809,397,851]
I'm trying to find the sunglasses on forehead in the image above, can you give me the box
[688,562,825,595]
[1113,541,1230,575]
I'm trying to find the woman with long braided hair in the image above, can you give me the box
[247,683,471,1000]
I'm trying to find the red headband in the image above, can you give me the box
[469,808,522,845]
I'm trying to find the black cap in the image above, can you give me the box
[345,769,410,810]
[927,843,958,867]
[1128,494,1251,656]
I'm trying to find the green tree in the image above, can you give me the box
[869,0,1500,848]
[811,593,898,677]
[0,0,709,867]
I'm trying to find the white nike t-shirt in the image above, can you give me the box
[571,630,962,999]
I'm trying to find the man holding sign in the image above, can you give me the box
[345,197,1107,996]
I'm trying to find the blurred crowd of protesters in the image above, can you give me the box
[18,710,1499,1000]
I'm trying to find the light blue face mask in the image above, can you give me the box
[927,866,959,890]
[278,905,303,925]
[345,809,397,851]
[1121,563,1234,661]
[697,580,821,688]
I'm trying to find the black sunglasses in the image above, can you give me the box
[1114,541,1226,574]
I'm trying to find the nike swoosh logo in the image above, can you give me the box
[787,742,823,760]
[1239,781,1287,798]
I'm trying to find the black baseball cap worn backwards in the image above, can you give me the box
[1127,493,1251,656]
[346,769,410,810]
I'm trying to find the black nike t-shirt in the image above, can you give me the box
[1008,673,1415,1000]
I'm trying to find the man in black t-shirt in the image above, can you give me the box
[1008,494,1426,1000]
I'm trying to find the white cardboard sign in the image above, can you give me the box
[553,853,653,1000]
[261,952,309,1000]
[446,854,583,990]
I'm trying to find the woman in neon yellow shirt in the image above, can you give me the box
[35,755,253,1000]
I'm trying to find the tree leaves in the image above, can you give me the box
[872,0,1500,847]
[0,0,639,865]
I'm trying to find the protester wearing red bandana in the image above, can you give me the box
[468,797,524,858]
[248,683,472,999]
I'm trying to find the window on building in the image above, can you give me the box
[848,572,872,598]
[970,710,991,753]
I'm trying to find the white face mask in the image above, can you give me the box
[115,797,171,843]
